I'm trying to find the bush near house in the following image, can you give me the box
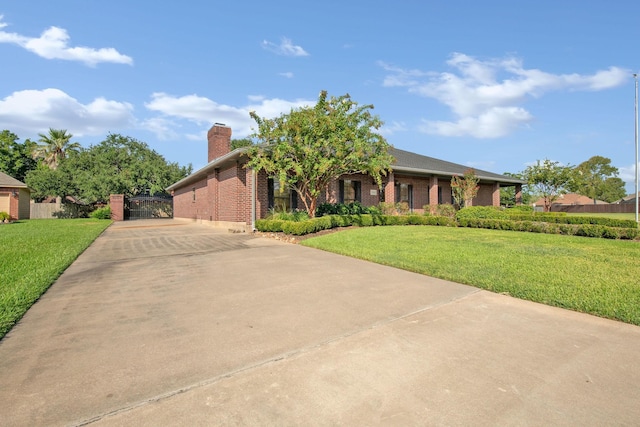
[255,203,639,240]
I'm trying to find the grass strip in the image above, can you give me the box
[301,226,640,325]
[0,219,112,339]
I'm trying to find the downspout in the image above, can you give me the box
[251,169,256,231]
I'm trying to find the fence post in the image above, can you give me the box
[110,194,125,221]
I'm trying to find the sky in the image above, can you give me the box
[1,1,639,192]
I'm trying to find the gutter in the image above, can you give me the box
[391,166,525,185]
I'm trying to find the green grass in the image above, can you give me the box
[301,226,640,325]
[0,219,112,339]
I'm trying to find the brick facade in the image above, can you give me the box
[169,123,520,230]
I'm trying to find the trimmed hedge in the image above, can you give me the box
[456,218,640,240]
[256,209,639,240]
[506,213,638,229]
[255,214,457,235]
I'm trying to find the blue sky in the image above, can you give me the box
[1,1,639,192]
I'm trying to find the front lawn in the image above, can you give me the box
[301,226,640,325]
[0,219,112,339]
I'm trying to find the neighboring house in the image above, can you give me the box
[167,124,524,230]
[0,171,31,220]
[616,193,640,204]
[533,193,608,208]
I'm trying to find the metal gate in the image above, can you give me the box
[125,193,173,220]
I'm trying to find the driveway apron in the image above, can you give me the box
[1,219,639,426]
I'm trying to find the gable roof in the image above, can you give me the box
[533,193,608,206]
[167,145,524,192]
[389,147,524,184]
[0,171,28,188]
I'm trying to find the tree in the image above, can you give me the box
[230,138,254,151]
[247,90,394,217]
[26,134,192,204]
[522,159,574,212]
[500,172,533,206]
[451,168,479,208]
[32,128,81,169]
[0,130,38,181]
[569,156,626,203]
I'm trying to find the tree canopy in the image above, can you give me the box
[521,159,574,212]
[569,155,626,203]
[247,90,393,217]
[32,128,81,170]
[0,130,37,182]
[26,133,191,203]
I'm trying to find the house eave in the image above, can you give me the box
[166,148,248,192]
[391,166,525,185]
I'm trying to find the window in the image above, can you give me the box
[192,187,196,202]
[395,183,413,210]
[268,178,297,211]
[339,180,361,204]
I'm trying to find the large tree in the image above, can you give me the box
[32,128,81,169]
[0,130,38,181]
[26,134,191,204]
[522,159,574,212]
[247,90,394,217]
[569,155,626,203]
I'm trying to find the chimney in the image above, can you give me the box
[207,123,232,162]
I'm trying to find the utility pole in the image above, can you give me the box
[635,73,639,223]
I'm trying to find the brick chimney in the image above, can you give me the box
[207,123,232,162]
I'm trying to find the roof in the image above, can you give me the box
[0,171,28,188]
[389,147,524,184]
[617,192,640,204]
[166,148,247,191]
[167,145,524,192]
[533,193,608,206]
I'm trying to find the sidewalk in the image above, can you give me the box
[1,220,639,426]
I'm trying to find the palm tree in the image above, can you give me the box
[32,128,81,169]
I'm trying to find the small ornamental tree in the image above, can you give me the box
[451,168,480,208]
[247,90,394,217]
[522,159,574,212]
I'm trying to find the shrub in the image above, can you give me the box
[268,210,310,222]
[378,202,396,215]
[89,206,112,220]
[505,205,534,213]
[435,204,456,218]
[0,211,10,221]
[395,202,410,215]
[52,203,93,219]
[456,206,509,221]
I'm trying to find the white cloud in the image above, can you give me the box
[144,93,313,138]
[0,15,132,66]
[619,163,640,192]
[261,37,309,57]
[0,88,135,137]
[382,53,628,139]
[379,120,407,136]
[279,72,294,78]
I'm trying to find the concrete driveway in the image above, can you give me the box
[1,219,639,426]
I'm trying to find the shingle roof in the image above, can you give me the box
[0,171,28,188]
[389,147,524,184]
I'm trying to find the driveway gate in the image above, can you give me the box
[125,193,173,220]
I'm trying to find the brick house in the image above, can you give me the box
[0,171,31,220]
[167,124,523,230]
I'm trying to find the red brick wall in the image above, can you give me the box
[207,125,232,162]
[473,183,495,206]
[173,178,209,220]
[109,194,125,221]
[217,164,242,221]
